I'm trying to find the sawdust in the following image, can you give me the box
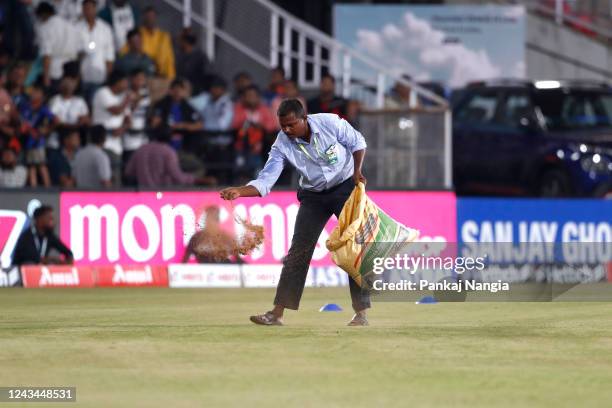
[190,213,264,261]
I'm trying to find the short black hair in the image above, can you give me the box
[35,2,55,18]
[150,126,171,143]
[233,71,251,81]
[82,0,97,6]
[272,66,285,76]
[243,84,260,95]
[277,98,305,118]
[33,205,53,220]
[170,78,185,89]
[130,68,145,77]
[126,28,140,41]
[89,125,106,145]
[180,29,197,46]
[321,73,336,83]
[144,6,156,14]
[209,76,227,89]
[107,70,127,86]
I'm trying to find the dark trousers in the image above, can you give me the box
[274,177,371,311]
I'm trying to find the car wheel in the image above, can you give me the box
[538,169,572,197]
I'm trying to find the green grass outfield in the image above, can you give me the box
[1,287,611,408]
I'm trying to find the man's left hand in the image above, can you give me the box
[353,171,366,186]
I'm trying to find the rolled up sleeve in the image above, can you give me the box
[335,116,367,152]
[247,144,285,197]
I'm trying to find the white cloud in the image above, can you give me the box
[355,11,506,87]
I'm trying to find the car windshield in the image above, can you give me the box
[533,89,612,130]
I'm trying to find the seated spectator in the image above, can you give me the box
[307,73,348,117]
[76,0,116,103]
[0,147,27,188]
[385,75,421,109]
[123,68,150,168]
[0,78,19,152]
[34,2,80,89]
[114,29,155,77]
[98,0,140,50]
[271,79,307,120]
[19,83,56,187]
[262,66,286,106]
[47,128,80,187]
[11,205,73,266]
[201,77,233,132]
[92,70,132,184]
[125,128,215,188]
[150,78,202,150]
[6,63,29,113]
[176,27,209,95]
[232,71,253,101]
[193,76,233,184]
[73,124,112,188]
[232,85,277,179]
[138,6,175,79]
[48,76,90,148]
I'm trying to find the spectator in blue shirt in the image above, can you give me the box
[19,83,57,186]
[220,99,370,327]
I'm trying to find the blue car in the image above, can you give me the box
[452,80,612,197]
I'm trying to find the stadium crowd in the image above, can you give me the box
[0,0,364,190]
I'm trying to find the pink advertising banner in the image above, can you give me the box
[60,190,456,265]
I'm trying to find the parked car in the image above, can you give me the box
[452,80,612,197]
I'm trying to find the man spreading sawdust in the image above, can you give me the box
[220,99,370,326]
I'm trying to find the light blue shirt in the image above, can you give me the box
[189,93,234,131]
[248,113,367,197]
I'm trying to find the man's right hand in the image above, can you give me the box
[220,187,241,200]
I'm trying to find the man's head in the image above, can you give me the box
[107,70,128,93]
[209,76,227,100]
[233,72,252,95]
[126,29,142,52]
[143,6,157,30]
[284,79,299,98]
[277,99,308,139]
[61,129,81,151]
[269,66,285,87]
[58,76,77,97]
[320,74,336,98]
[82,0,97,21]
[130,68,146,89]
[89,125,106,146]
[8,63,27,88]
[35,2,55,22]
[29,83,45,107]
[241,85,262,109]
[0,148,17,169]
[179,28,197,52]
[150,126,171,144]
[33,205,55,233]
[169,78,186,101]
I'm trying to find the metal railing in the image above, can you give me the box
[360,108,452,189]
[162,0,447,109]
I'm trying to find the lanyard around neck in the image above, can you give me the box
[297,134,325,162]
[32,226,48,258]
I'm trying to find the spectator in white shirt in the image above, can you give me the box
[123,68,150,167]
[0,148,27,188]
[98,0,139,51]
[76,0,115,102]
[92,70,133,185]
[35,2,80,89]
[73,125,112,188]
[48,76,90,148]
